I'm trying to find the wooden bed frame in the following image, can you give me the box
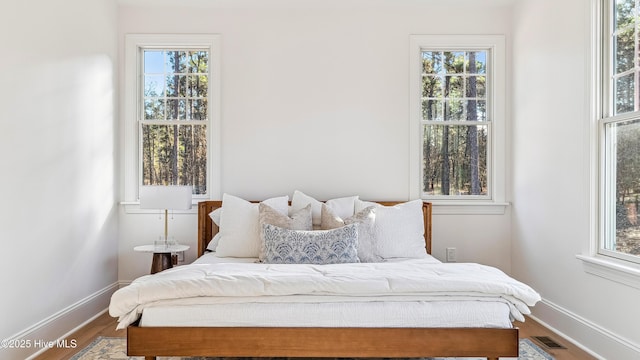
[127,200,518,360]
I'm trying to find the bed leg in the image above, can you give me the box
[145,356,156,360]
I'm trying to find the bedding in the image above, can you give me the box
[109,257,540,330]
[211,193,430,262]
[138,254,516,329]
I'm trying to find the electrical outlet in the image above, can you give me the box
[446,247,457,262]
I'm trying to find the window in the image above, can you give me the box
[600,0,640,264]
[124,35,221,201]
[409,35,506,210]
[142,49,209,194]
[420,50,488,197]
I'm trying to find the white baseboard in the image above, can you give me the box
[531,298,640,360]
[3,282,119,360]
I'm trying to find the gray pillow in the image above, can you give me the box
[258,203,312,261]
[261,223,359,264]
[321,204,381,263]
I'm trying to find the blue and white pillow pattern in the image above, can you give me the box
[261,223,359,264]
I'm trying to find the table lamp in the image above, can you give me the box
[139,185,192,246]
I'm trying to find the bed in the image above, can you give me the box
[112,194,539,360]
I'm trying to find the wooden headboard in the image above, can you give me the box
[197,200,433,257]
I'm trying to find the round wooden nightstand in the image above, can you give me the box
[134,244,190,274]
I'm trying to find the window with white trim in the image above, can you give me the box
[600,0,640,263]
[409,35,506,208]
[124,35,221,201]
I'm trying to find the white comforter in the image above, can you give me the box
[109,259,541,329]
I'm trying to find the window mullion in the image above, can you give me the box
[422,120,486,126]
[602,110,640,124]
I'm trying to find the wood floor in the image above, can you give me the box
[34,311,596,360]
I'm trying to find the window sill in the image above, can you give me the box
[430,201,510,215]
[120,201,198,214]
[576,254,640,290]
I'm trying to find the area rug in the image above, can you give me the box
[69,337,554,360]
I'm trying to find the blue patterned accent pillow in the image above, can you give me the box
[261,223,359,264]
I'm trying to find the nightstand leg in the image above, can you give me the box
[150,253,172,274]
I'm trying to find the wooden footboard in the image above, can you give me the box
[127,324,518,360]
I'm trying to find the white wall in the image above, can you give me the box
[117,0,515,281]
[3,0,633,359]
[0,1,119,359]
[512,0,640,358]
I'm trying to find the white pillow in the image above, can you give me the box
[206,208,223,251]
[206,232,221,251]
[373,200,427,259]
[216,193,289,258]
[290,190,358,227]
[354,198,379,213]
[208,207,221,226]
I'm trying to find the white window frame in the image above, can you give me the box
[409,35,507,215]
[577,0,640,290]
[599,0,640,265]
[123,34,221,203]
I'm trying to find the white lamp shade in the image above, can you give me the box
[139,186,193,210]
